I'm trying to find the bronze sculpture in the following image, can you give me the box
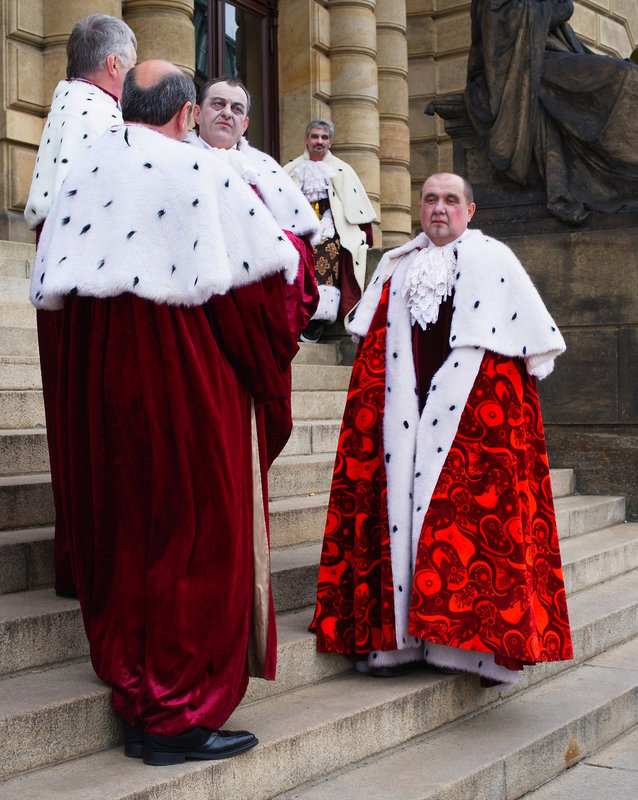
[465,0,638,224]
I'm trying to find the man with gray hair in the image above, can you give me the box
[285,119,376,342]
[31,61,302,765]
[25,14,137,600]
[25,13,137,230]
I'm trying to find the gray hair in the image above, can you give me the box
[66,14,137,80]
[122,67,196,126]
[305,119,334,139]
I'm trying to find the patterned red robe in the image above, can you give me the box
[312,231,573,675]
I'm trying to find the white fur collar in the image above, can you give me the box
[31,125,299,309]
[186,133,320,244]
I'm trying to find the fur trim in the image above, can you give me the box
[186,133,321,244]
[367,645,424,668]
[25,80,122,230]
[423,642,519,686]
[31,125,299,310]
[313,284,340,323]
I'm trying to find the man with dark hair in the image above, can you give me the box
[186,76,320,343]
[31,60,302,765]
[311,172,573,686]
[284,119,377,342]
[25,14,137,599]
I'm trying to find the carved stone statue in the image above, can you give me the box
[465,0,638,224]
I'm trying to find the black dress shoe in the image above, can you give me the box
[123,721,144,758]
[143,727,258,766]
[368,661,423,678]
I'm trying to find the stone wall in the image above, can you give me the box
[411,0,638,233]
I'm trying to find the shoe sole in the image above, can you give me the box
[142,736,258,766]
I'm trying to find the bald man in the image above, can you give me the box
[31,60,303,765]
[311,173,573,687]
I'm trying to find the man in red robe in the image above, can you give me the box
[25,14,137,598]
[31,60,302,764]
[312,173,573,686]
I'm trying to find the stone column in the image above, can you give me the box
[376,0,411,247]
[123,0,194,75]
[329,0,381,245]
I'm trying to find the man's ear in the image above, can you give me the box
[177,101,192,137]
[467,202,476,222]
[193,104,201,126]
[105,52,118,78]
[242,115,249,135]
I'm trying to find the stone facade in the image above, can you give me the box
[1,0,636,243]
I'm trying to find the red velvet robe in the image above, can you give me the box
[56,270,297,735]
[312,282,573,670]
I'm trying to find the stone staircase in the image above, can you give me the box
[1,240,637,799]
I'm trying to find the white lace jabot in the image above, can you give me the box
[402,242,457,329]
[293,160,335,202]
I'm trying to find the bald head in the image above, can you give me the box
[134,59,181,88]
[122,61,195,137]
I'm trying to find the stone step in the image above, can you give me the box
[0,301,36,329]
[291,363,351,391]
[273,637,638,800]
[0,357,41,390]
[0,389,45,429]
[269,493,329,548]
[0,476,620,580]
[0,241,35,278]
[0,327,39,358]
[559,522,638,596]
[3,512,637,687]
[279,420,341,457]
[268,452,335,499]
[1,615,637,798]
[519,725,638,799]
[293,341,343,366]
[555,494,627,539]
[0,473,53,530]
[0,429,49,477]
[0,526,53,594]
[291,388,348,420]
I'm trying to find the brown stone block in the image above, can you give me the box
[437,55,469,94]
[538,328,619,425]
[377,29,408,72]
[314,2,330,50]
[507,229,638,327]
[330,5,376,52]
[331,56,378,98]
[43,47,68,105]
[7,0,44,41]
[378,119,410,162]
[618,328,638,423]
[407,16,435,53]
[124,9,194,71]
[544,425,638,520]
[408,60,436,97]
[6,41,46,111]
[379,74,409,116]
[435,13,472,55]
[9,144,36,210]
[44,1,121,37]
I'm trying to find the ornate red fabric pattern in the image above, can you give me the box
[409,353,573,667]
[311,283,397,655]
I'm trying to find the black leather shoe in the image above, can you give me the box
[368,661,423,678]
[143,727,258,766]
[123,721,144,758]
